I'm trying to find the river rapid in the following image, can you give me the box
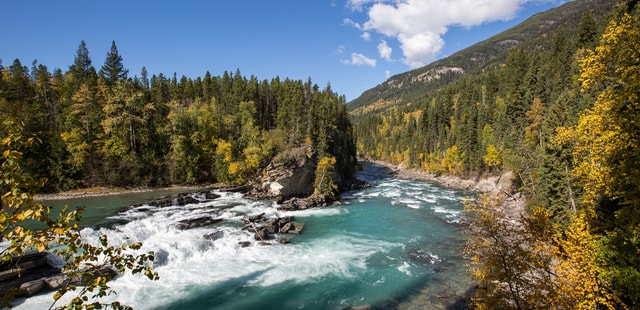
[13,163,473,309]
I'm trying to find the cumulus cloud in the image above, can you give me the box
[377,40,393,61]
[350,0,548,68]
[341,53,377,67]
[361,32,372,41]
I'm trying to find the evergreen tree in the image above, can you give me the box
[69,40,95,85]
[100,40,128,85]
[577,10,599,49]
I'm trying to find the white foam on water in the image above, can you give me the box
[381,189,401,198]
[278,206,346,218]
[432,206,462,223]
[398,261,413,276]
[14,193,396,310]
[417,194,437,204]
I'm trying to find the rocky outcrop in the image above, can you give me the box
[247,146,316,201]
[0,252,119,298]
[173,216,223,230]
[0,252,60,297]
[241,213,304,242]
[278,194,335,211]
[132,190,220,209]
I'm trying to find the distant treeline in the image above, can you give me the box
[0,40,356,193]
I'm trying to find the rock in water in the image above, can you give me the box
[173,216,222,230]
[204,230,225,241]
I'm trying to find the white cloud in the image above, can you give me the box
[355,0,545,68]
[377,40,393,61]
[361,32,372,41]
[385,70,391,78]
[347,0,386,12]
[335,45,346,54]
[341,53,377,67]
[342,18,362,30]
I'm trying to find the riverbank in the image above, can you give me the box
[34,185,212,201]
[367,160,526,222]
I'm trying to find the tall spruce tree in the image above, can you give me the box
[69,40,95,84]
[100,40,128,85]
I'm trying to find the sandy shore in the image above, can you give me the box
[34,185,211,201]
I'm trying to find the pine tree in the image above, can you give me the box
[100,40,128,85]
[69,40,95,84]
[577,10,598,49]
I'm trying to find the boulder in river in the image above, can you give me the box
[173,216,223,230]
[279,194,334,210]
[204,230,225,241]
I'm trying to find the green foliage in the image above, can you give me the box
[99,41,128,85]
[0,41,356,190]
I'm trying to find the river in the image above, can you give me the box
[13,163,473,309]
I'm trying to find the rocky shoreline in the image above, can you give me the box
[369,160,526,219]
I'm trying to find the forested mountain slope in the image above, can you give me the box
[350,0,640,307]
[0,42,356,195]
[348,0,613,115]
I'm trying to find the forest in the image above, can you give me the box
[0,40,356,195]
[351,0,639,308]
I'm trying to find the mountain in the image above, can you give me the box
[348,0,614,115]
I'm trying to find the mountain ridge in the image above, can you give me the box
[348,0,614,114]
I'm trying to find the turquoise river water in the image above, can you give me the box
[12,163,473,309]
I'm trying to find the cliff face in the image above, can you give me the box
[252,146,316,201]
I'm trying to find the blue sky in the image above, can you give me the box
[2,0,567,101]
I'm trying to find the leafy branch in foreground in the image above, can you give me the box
[464,194,626,309]
[0,121,158,309]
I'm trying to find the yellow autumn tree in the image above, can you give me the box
[464,194,557,309]
[552,211,624,309]
[483,144,501,170]
[313,156,337,197]
[575,13,640,206]
[573,12,640,306]
[443,145,464,176]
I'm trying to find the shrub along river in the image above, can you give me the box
[13,163,473,309]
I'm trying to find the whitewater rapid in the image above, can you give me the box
[14,165,470,309]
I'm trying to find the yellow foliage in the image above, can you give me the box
[524,98,546,148]
[216,139,233,163]
[574,13,640,206]
[314,156,337,196]
[483,144,501,169]
[228,161,242,175]
[552,212,624,310]
[444,145,464,176]
[243,145,263,170]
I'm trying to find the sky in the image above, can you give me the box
[2,0,569,101]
